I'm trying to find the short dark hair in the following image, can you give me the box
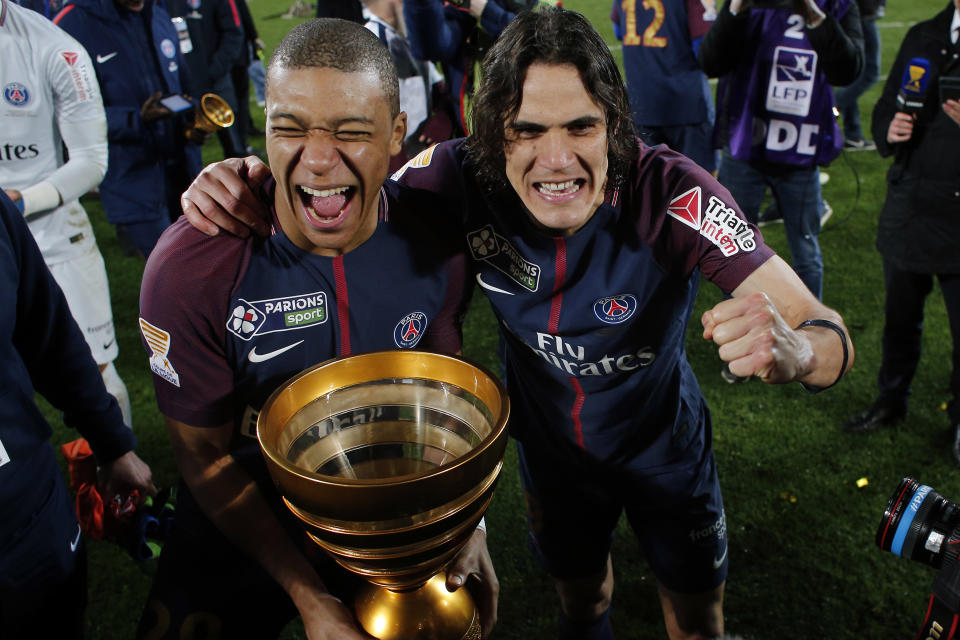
[465,7,637,190]
[266,18,400,118]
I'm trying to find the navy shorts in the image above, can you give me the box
[516,428,728,594]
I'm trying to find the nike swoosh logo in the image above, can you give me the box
[248,340,304,363]
[475,273,514,295]
[102,338,115,350]
[712,545,728,569]
[96,52,117,64]
[69,525,81,552]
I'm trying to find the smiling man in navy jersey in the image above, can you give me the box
[181,8,854,638]
[135,19,497,640]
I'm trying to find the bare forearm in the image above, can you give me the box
[180,450,323,592]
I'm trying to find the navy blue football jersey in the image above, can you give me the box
[139,181,469,484]
[612,0,716,126]
[394,140,774,467]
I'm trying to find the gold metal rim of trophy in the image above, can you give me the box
[257,350,511,640]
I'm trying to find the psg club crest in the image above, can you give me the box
[228,303,265,339]
[394,311,427,348]
[160,38,177,59]
[3,82,29,107]
[593,294,637,325]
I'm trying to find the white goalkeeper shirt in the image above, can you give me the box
[0,0,107,263]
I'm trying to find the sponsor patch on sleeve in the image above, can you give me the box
[390,143,437,181]
[139,317,181,387]
[59,50,96,103]
[666,188,756,256]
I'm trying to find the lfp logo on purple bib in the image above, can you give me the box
[593,294,637,325]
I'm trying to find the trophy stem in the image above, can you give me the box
[353,572,481,640]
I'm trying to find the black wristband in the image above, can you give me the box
[795,319,848,392]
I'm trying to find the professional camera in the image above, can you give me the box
[877,478,960,637]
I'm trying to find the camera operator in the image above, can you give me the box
[843,0,960,463]
[698,0,863,306]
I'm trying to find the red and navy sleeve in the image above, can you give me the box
[139,218,250,427]
[632,145,775,294]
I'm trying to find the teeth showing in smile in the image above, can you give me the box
[536,180,580,195]
[300,185,349,198]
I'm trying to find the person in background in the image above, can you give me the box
[843,0,960,468]
[834,0,882,150]
[611,0,719,173]
[315,0,363,21]
[55,0,206,258]
[1,0,133,427]
[698,0,861,323]
[364,0,455,172]
[403,0,520,135]
[0,189,155,639]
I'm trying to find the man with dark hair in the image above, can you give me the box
[182,8,854,638]
[135,18,495,640]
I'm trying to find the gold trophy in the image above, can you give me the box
[257,351,510,640]
[186,92,234,140]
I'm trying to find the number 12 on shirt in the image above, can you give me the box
[620,0,668,48]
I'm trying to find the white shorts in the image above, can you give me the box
[47,245,118,366]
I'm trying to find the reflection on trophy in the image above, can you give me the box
[257,351,510,640]
[186,92,234,140]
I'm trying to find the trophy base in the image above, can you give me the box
[354,572,481,640]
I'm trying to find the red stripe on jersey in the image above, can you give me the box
[0,0,7,27]
[569,377,585,448]
[548,237,566,334]
[225,0,241,26]
[333,255,351,355]
[52,3,76,23]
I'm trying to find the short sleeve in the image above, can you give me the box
[139,218,249,427]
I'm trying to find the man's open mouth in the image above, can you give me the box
[534,179,584,198]
[298,184,356,225]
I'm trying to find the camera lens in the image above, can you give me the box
[877,477,960,569]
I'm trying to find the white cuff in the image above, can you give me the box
[20,181,61,216]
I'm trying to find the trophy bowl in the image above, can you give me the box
[257,350,510,640]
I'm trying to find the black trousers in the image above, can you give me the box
[878,258,960,423]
